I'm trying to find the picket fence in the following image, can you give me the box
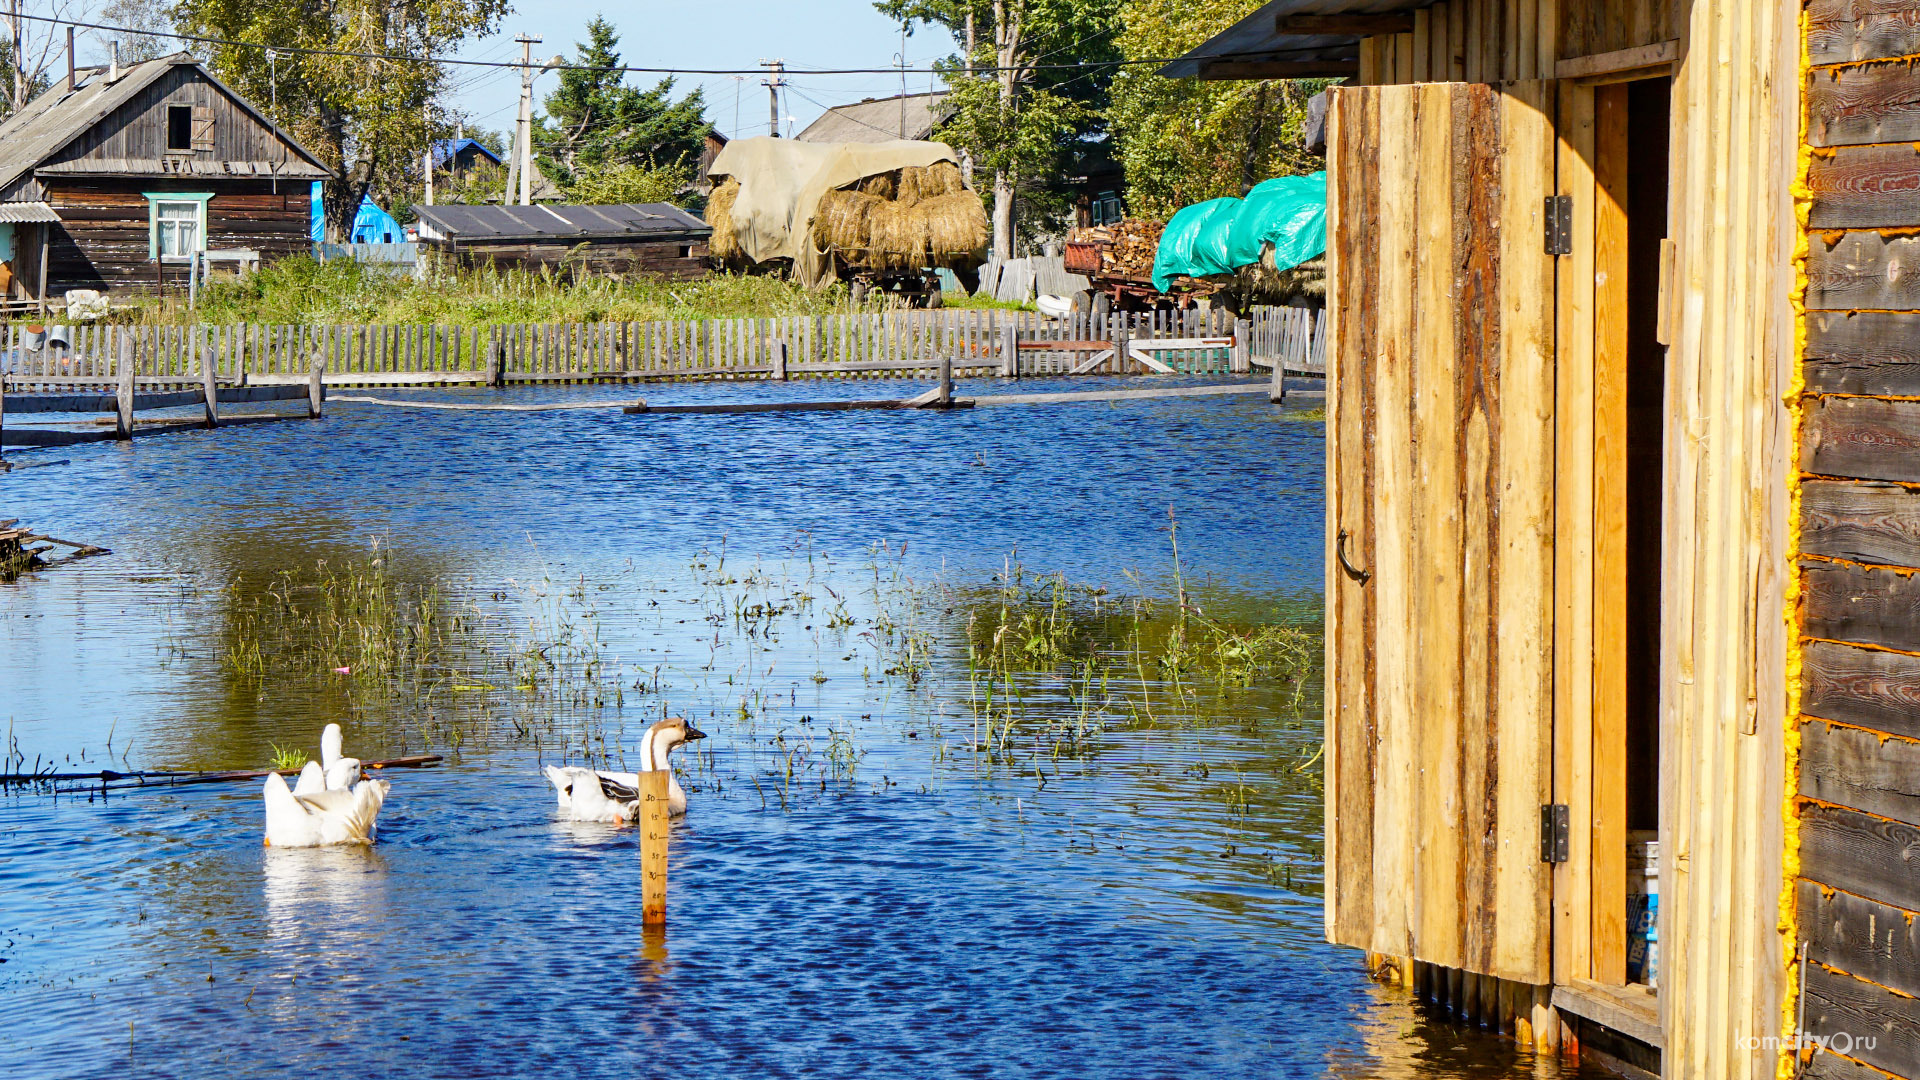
[0,305,1323,387]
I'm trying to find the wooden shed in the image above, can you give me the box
[411,202,711,280]
[0,51,331,305]
[1167,3,1920,1079]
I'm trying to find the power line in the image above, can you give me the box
[6,10,1184,76]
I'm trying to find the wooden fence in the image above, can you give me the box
[0,306,1323,388]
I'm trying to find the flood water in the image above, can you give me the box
[1,376,1601,1078]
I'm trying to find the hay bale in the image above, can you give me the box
[897,161,963,205]
[916,192,989,264]
[706,178,742,262]
[812,188,885,255]
[866,198,928,270]
[857,172,897,200]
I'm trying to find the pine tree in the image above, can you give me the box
[532,17,711,191]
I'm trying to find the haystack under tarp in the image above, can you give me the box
[706,136,985,289]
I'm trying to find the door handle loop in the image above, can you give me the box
[1337,529,1372,585]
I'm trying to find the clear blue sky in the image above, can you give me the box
[445,1,960,142]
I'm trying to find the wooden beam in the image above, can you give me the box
[1196,59,1361,81]
[1554,39,1679,82]
[1277,13,1415,35]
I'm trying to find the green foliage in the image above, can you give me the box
[120,255,860,327]
[175,0,510,240]
[1108,0,1327,217]
[564,161,691,206]
[532,17,710,194]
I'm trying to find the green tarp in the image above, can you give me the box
[1151,172,1328,292]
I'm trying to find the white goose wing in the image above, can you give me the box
[292,761,326,796]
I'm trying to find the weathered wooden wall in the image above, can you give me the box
[43,180,307,294]
[1323,80,1557,998]
[1796,3,1920,1078]
[1356,0,1679,86]
[430,238,711,280]
[42,63,319,171]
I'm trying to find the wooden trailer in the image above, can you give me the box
[1168,3,1920,1079]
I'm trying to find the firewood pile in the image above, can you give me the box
[1065,219,1165,281]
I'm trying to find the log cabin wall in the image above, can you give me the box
[41,63,309,171]
[1795,1,1920,1077]
[44,180,308,294]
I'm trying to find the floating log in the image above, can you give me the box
[0,753,444,790]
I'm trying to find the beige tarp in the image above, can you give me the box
[708,136,963,288]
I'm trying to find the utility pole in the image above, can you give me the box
[9,0,25,112]
[759,59,784,138]
[512,33,541,205]
[898,24,908,138]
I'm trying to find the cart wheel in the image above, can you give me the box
[927,288,944,309]
[852,279,870,305]
[1091,290,1112,323]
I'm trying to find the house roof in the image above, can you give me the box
[796,92,952,144]
[0,52,333,195]
[1157,0,1421,78]
[433,138,503,168]
[411,202,711,243]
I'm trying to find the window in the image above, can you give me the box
[144,192,211,261]
[1091,190,1124,226]
[154,201,199,257]
[167,105,192,151]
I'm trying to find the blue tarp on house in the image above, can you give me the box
[308,184,405,244]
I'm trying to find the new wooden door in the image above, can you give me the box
[1323,80,1558,984]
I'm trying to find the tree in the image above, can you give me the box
[1108,0,1327,218]
[877,0,1120,261]
[531,17,710,193]
[175,0,510,241]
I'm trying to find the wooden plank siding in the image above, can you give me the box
[429,239,711,281]
[42,64,307,169]
[1323,80,1556,992]
[1354,0,1668,88]
[1796,1,1920,1078]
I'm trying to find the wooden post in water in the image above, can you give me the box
[1232,318,1251,374]
[307,357,326,419]
[1269,343,1286,404]
[938,355,952,405]
[115,336,135,440]
[487,333,505,388]
[639,770,670,923]
[771,340,788,381]
[1000,323,1018,379]
[201,347,219,428]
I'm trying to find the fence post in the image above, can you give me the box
[488,329,505,388]
[1233,318,1251,375]
[772,340,788,381]
[1270,339,1287,403]
[1000,323,1018,379]
[938,355,953,405]
[201,347,219,428]
[308,357,326,419]
[115,335,135,440]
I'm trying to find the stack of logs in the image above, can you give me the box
[1066,219,1164,280]
[0,518,108,577]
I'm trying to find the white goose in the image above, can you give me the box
[545,716,707,823]
[262,725,390,847]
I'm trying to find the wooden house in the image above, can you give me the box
[0,52,331,306]
[1166,3,1920,1079]
[411,202,711,279]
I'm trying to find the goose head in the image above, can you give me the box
[641,716,707,771]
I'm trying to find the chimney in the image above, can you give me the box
[66,27,74,88]
[109,41,120,83]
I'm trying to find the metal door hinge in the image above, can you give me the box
[1545,195,1573,256]
[1541,804,1570,863]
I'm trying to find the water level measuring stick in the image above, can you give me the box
[640,771,670,923]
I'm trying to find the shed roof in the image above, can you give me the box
[796,92,952,143]
[411,202,711,243]
[1157,0,1426,78]
[0,52,333,194]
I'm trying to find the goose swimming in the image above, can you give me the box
[545,716,706,823]
[261,724,388,846]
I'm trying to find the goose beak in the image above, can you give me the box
[685,726,708,741]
